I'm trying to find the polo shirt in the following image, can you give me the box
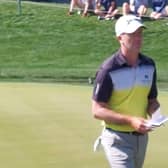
[92,50,158,132]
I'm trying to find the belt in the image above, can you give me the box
[106,128,144,136]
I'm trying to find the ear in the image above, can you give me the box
[116,35,122,43]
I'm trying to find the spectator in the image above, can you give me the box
[150,0,168,19]
[68,0,95,17]
[95,0,118,20]
[122,0,148,16]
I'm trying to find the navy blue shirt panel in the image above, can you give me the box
[93,68,113,102]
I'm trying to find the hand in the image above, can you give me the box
[129,117,151,134]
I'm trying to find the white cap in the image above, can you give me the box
[115,14,146,37]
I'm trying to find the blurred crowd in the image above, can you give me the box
[68,0,168,20]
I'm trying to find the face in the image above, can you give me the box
[119,27,143,52]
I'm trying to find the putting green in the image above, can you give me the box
[0,82,167,168]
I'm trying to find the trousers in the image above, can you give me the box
[101,128,148,168]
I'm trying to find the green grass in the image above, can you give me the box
[0,0,168,82]
[0,82,105,168]
[0,82,168,168]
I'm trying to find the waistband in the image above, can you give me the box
[106,127,144,136]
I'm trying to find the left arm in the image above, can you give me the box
[147,63,160,116]
[147,98,160,116]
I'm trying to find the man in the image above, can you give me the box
[122,0,148,17]
[92,14,160,168]
[95,0,118,20]
[68,0,95,17]
[150,0,168,19]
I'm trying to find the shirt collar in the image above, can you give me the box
[117,49,142,66]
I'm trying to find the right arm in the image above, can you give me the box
[92,100,151,134]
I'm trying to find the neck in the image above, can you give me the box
[121,48,139,66]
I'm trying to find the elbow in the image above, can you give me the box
[92,110,99,119]
[91,100,105,120]
[92,106,102,120]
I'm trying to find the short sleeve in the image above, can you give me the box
[92,68,113,103]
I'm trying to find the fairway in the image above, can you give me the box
[0,82,168,168]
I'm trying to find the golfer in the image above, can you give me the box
[92,14,160,168]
